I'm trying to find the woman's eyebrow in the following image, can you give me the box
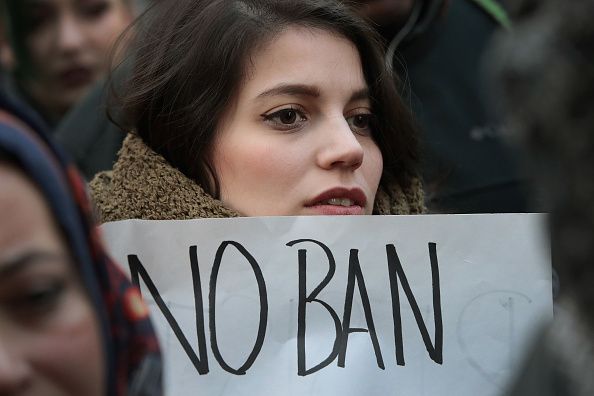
[255,84,370,102]
[349,87,370,103]
[0,251,65,279]
[256,84,321,99]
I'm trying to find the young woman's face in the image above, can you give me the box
[0,164,104,396]
[19,0,132,120]
[212,27,383,216]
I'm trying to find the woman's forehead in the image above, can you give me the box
[241,27,367,100]
[0,163,66,262]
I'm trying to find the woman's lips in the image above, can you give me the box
[305,187,367,215]
[58,66,93,88]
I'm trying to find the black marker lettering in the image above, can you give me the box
[338,249,385,369]
[209,241,268,375]
[128,249,209,374]
[386,242,443,365]
[287,239,342,376]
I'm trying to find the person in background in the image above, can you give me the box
[488,0,594,394]
[0,0,133,129]
[0,90,161,395]
[90,0,425,222]
[353,0,530,213]
[51,56,131,179]
[52,0,153,180]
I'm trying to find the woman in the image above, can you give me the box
[1,0,133,128]
[91,0,425,221]
[0,92,161,395]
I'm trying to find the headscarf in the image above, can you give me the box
[0,92,162,396]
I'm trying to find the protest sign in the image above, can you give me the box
[101,214,551,396]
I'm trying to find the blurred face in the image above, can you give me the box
[0,163,104,396]
[212,27,383,216]
[19,0,132,121]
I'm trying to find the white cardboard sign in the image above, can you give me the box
[101,214,552,396]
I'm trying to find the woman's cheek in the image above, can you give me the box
[31,289,104,396]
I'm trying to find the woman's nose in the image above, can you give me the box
[316,117,365,170]
[0,337,30,393]
[55,15,86,53]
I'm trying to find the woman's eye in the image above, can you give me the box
[13,282,66,314]
[347,113,374,136]
[80,1,110,18]
[278,109,298,124]
[263,108,307,131]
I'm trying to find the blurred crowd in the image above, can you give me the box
[1,0,593,394]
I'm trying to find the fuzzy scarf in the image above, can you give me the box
[90,133,425,223]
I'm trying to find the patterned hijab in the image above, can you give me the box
[0,93,162,395]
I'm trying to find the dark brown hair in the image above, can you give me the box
[111,0,419,197]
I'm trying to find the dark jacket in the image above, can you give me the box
[395,0,529,213]
[54,81,125,179]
